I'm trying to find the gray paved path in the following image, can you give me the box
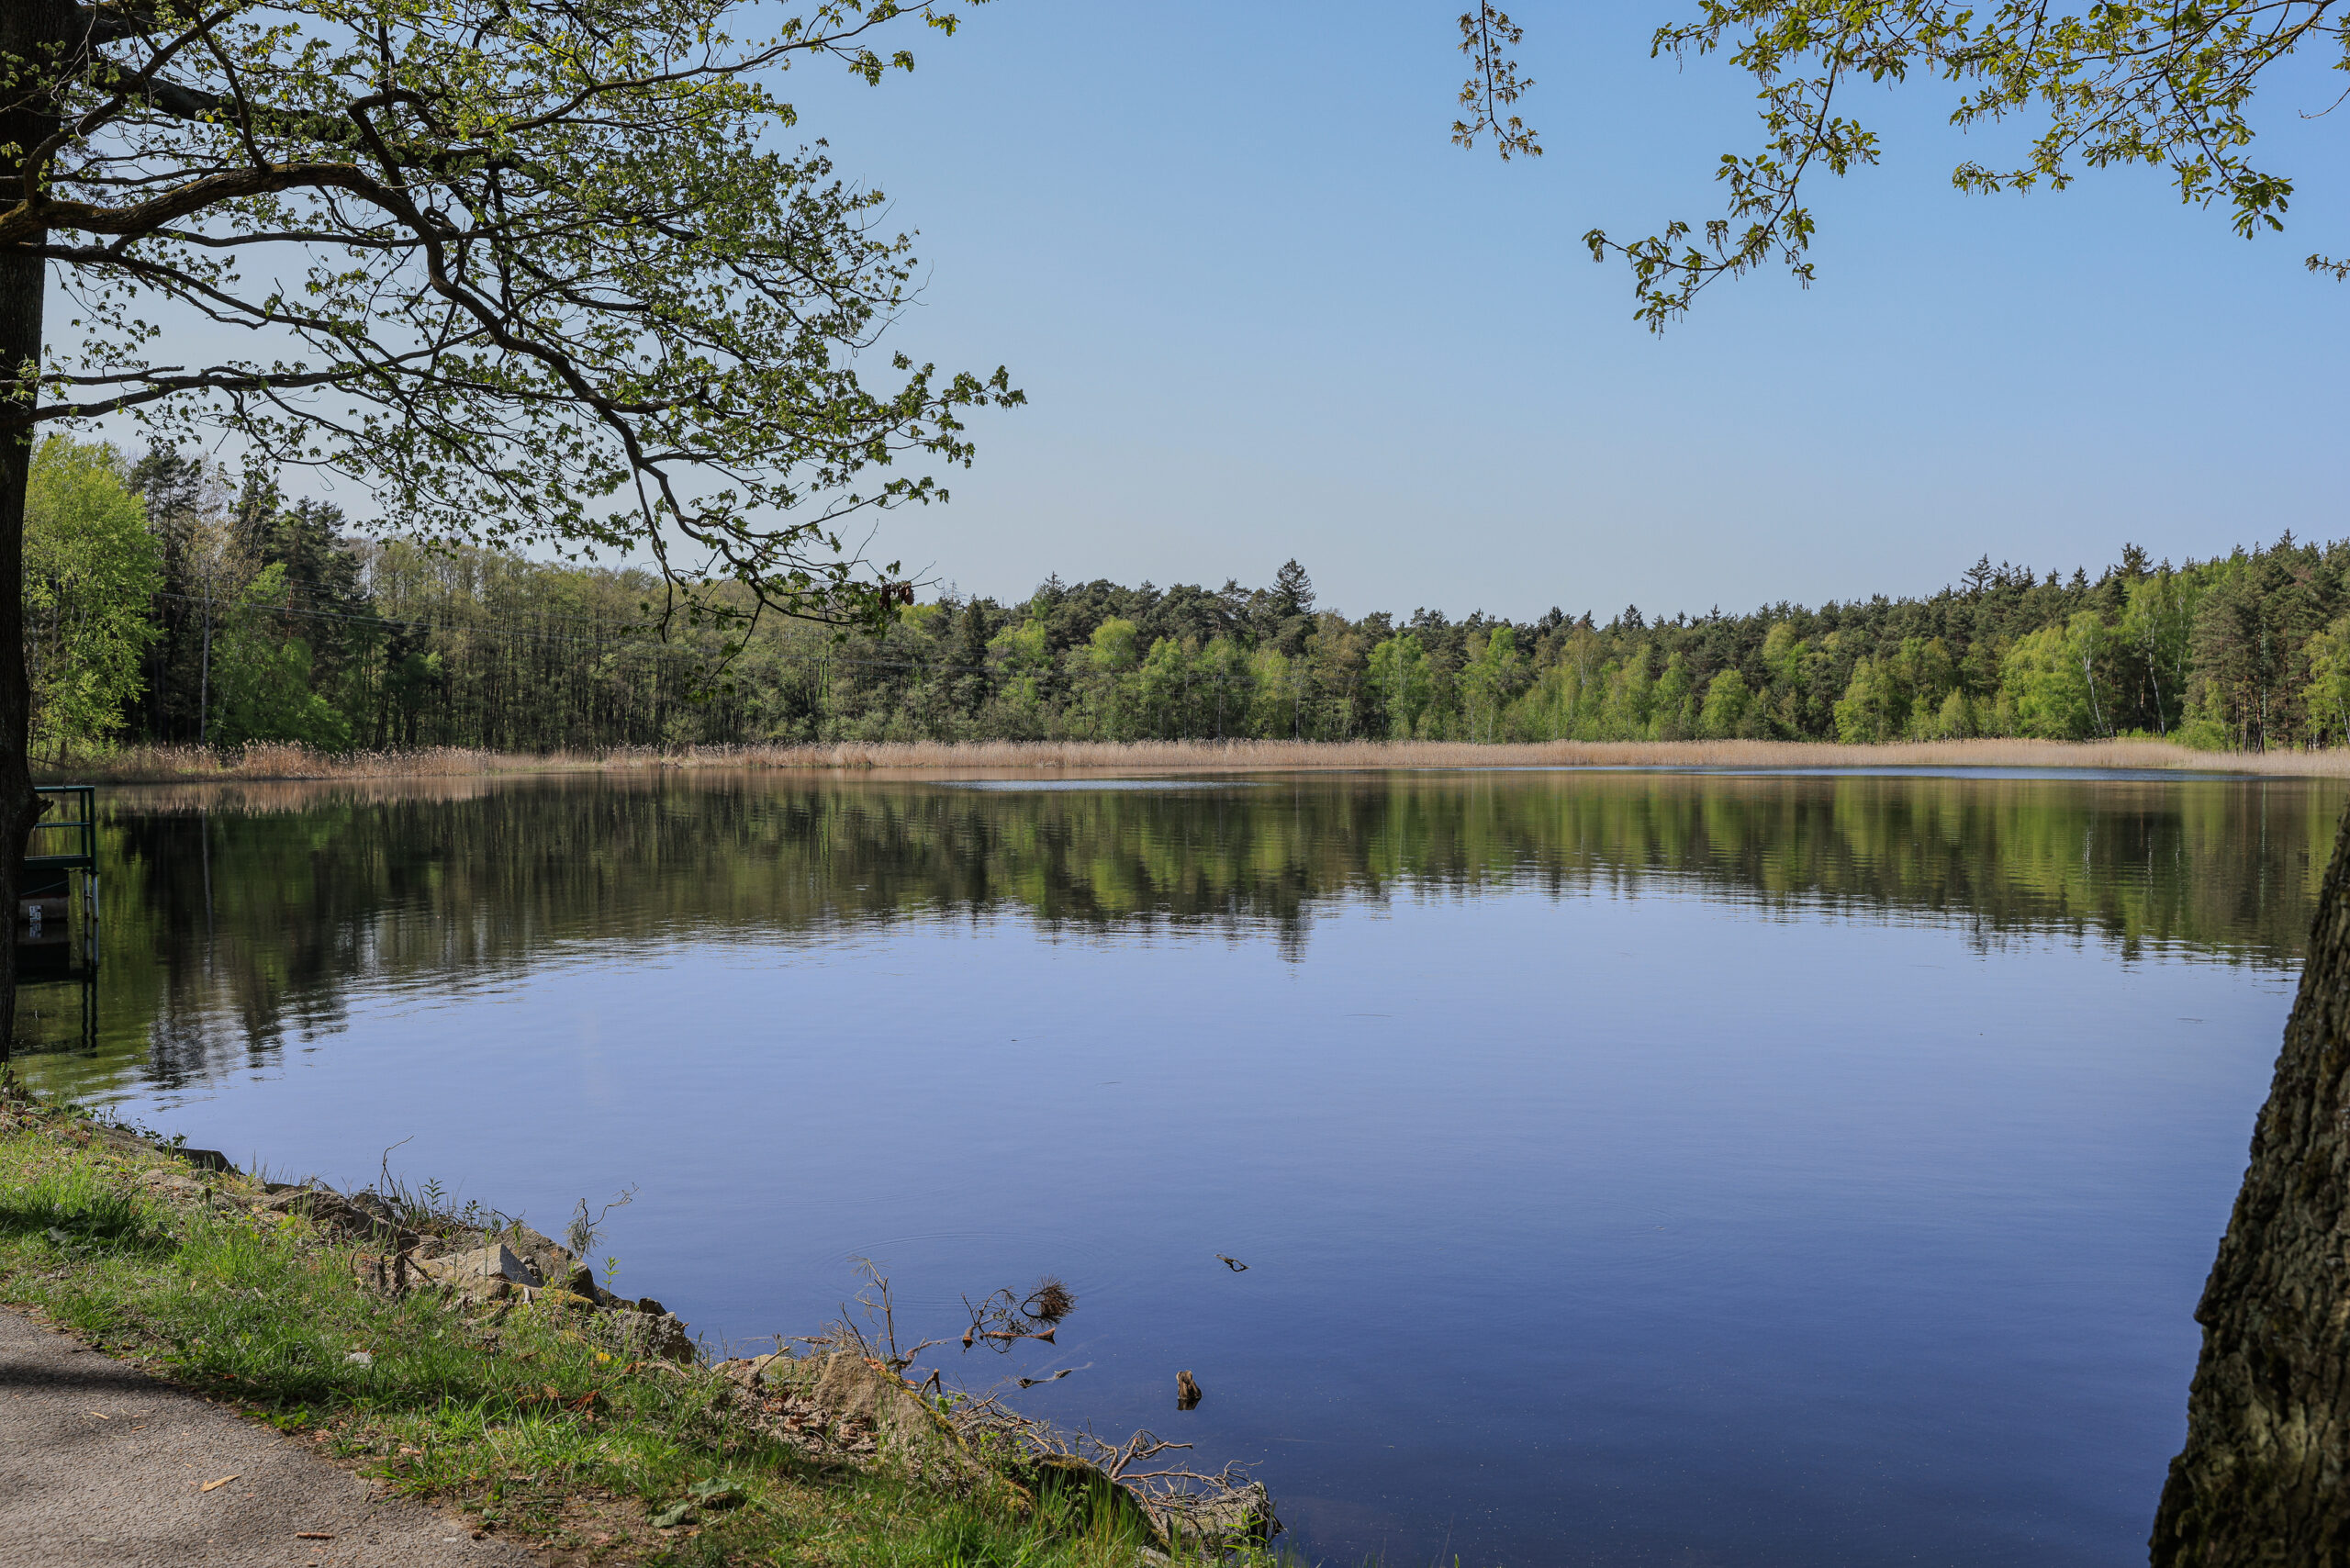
[0,1306,538,1567]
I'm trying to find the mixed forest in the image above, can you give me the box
[25,435,2350,759]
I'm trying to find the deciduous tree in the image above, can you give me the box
[21,434,158,759]
[1569,5,2350,327]
[0,0,1019,1047]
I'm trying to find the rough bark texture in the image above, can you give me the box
[0,2,73,1059]
[2154,801,2350,1564]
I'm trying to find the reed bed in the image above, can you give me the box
[39,734,2350,785]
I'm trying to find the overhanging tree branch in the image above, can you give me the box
[6,0,1021,640]
[1578,2,2348,329]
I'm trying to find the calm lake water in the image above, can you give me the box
[16,767,2340,1567]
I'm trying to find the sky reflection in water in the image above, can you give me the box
[17,769,2339,1566]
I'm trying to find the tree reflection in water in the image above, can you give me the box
[18,767,2340,1099]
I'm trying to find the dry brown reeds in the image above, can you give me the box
[38,734,2350,785]
[1023,1276,1077,1325]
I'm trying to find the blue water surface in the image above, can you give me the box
[23,768,2326,1566]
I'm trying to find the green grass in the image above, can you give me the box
[0,1094,1277,1566]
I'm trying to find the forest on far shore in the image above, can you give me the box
[25,435,2350,758]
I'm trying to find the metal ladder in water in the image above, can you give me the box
[13,784,100,1059]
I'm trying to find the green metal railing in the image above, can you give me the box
[15,786,100,1048]
[26,785,96,873]
[10,785,101,1062]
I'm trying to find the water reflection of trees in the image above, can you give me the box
[19,769,2339,1092]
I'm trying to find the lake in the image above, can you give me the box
[13,767,2336,1566]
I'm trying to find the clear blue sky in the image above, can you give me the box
[761,1,2350,622]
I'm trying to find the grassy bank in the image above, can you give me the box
[36,735,2350,785]
[0,1083,1262,1566]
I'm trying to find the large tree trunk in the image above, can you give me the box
[0,2,72,1062]
[2153,801,2350,1563]
[0,419,31,1066]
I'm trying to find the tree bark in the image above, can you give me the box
[0,2,73,1061]
[2154,801,2350,1564]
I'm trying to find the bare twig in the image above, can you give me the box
[565,1185,639,1260]
[823,1260,950,1373]
[961,1279,1073,1352]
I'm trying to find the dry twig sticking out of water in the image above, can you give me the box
[961,1276,1077,1351]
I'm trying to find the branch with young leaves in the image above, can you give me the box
[4,0,1020,643]
[1579,2,2349,329]
[1452,5,1541,160]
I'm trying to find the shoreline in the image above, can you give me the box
[36,735,2350,787]
[0,1082,1280,1565]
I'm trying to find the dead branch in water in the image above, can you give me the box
[961,1278,1074,1351]
[810,1259,951,1374]
[951,1394,1234,1494]
[792,1263,1270,1540]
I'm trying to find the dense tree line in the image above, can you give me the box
[25,437,2350,757]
